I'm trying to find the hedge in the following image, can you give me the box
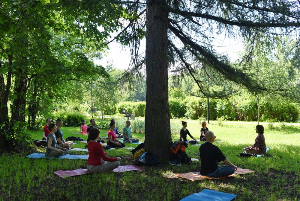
[116,97,299,122]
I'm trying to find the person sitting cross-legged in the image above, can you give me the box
[45,124,64,157]
[55,119,73,150]
[123,120,133,143]
[108,122,125,148]
[244,125,266,154]
[179,121,197,142]
[199,131,237,178]
[87,128,120,173]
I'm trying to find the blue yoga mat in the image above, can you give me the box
[181,189,236,201]
[119,139,142,144]
[26,153,88,160]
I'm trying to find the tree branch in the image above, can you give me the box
[105,9,146,45]
[169,41,207,96]
[168,22,263,91]
[167,6,300,28]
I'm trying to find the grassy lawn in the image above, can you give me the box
[0,121,300,200]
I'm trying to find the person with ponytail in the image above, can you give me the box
[179,121,197,142]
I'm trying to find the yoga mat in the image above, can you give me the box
[118,139,142,144]
[54,165,144,178]
[123,147,135,150]
[175,168,254,181]
[112,165,144,172]
[26,153,88,160]
[69,148,88,152]
[55,168,90,178]
[181,189,236,201]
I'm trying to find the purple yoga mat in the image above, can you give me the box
[54,168,90,178]
[54,165,144,178]
[112,165,144,172]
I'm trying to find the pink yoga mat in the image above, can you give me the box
[112,165,144,172]
[54,165,144,178]
[174,168,254,181]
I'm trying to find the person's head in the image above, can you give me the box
[256,125,264,134]
[182,121,187,128]
[48,123,57,133]
[202,121,207,128]
[90,119,95,126]
[111,119,115,123]
[46,118,51,125]
[56,119,63,127]
[88,128,100,141]
[110,121,115,130]
[82,120,86,125]
[126,120,131,127]
[205,131,216,142]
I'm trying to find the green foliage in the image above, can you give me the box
[184,97,206,120]
[261,101,299,122]
[116,101,146,117]
[169,98,186,118]
[51,112,87,127]
[118,95,299,122]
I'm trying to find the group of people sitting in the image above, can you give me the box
[42,118,73,157]
[41,118,132,172]
[42,118,266,177]
[179,120,266,178]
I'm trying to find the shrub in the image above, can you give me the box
[169,98,186,118]
[131,120,145,134]
[51,113,87,127]
[116,102,146,117]
[185,97,206,120]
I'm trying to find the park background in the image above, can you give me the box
[1,1,300,200]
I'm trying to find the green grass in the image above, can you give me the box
[0,121,300,200]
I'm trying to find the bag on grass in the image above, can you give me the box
[131,139,139,143]
[34,140,47,148]
[138,152,159,166]
[131,143,145,155]
[133,148,145,159]
[170,141,191,164]
[66,136,84,141]
[239,153,257,157]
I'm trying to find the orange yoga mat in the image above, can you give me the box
[174,168,254,181]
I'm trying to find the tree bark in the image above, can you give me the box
[0,55,12,153]
[145,0,171,161]
[27,79,39,130]
[11,68,28,124]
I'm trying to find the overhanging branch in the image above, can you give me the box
[167,6,300,28]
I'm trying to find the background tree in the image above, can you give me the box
[0,0,130,152]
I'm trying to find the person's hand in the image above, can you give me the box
[116,157,121,161]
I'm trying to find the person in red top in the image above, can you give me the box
[80,120,88,135]
[244,125,266,154]
[42,118,51,140]
[87,128,120,172]
[108,122,125,148]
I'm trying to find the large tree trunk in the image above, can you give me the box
[145,0,171,161]
[11,68,28,124]
[27,79,39,130]
[0,55,12,153]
